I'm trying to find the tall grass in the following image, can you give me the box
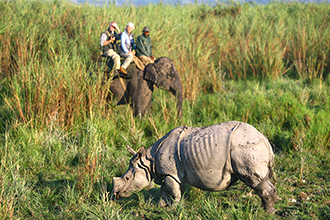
[1,0,330,128]
[1,0,330,219]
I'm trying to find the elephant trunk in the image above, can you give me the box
[171,79,183,118]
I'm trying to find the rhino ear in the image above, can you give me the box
[127,144,137,155]
[137,146,147,158]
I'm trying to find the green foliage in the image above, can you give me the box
[1,0,330,127]
[1,77,330,219]
[1,0,330,219]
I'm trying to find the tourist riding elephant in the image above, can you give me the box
[109,57,183,118]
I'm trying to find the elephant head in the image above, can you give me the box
[109,57,182,118]
[143,57,183,117]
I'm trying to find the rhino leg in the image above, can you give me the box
[255,177,277,214]
[231,140,276,213]
[234,169,276,214]
[159,176,181,207]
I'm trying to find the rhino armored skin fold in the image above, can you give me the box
[113,121,277,214]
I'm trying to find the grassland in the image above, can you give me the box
[1,0,330,219]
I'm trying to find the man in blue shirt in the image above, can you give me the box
[119,22,135,74]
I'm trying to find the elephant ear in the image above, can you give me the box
[143,64,158,85]
[143,57,173,90]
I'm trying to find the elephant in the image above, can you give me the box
[109,57,183,118]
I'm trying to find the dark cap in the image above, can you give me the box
[143,26,150,33]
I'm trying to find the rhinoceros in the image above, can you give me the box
[113,121,277,214]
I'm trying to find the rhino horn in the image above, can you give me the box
[127,145,137,155]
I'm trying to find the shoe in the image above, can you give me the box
[121,74,133,79]
[119,67,127,74]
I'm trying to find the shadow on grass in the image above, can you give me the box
[35,172,76,191]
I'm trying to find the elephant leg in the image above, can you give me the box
[132,93,152,117]
[110,79,130,105]
[131,82,153,117]
[159,176,181,207]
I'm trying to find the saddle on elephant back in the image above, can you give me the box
[96,53,146,80]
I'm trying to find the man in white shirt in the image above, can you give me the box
[119,22,135,74]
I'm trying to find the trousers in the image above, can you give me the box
[104,49,120,70]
